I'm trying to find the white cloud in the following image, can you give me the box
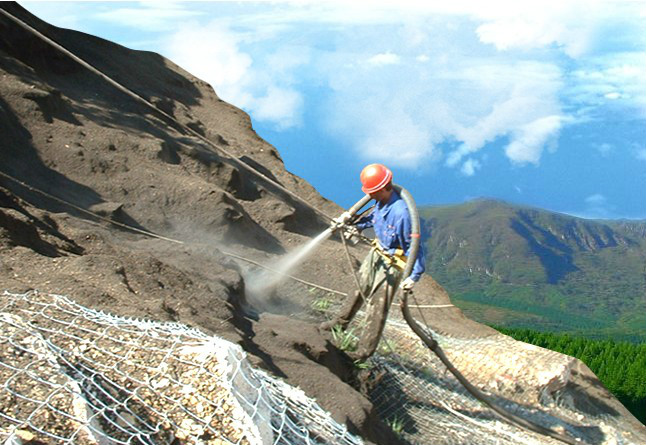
[461,158,481,176]
[21,3,84,29]
[595,143,614,157]
[324,51,568,169]
[94,3,203,31]
[249,86,303,130]
[636,148,646,162]
[477,15,590,58]
[569,52,646,116]
[583,193,613,218]
[367,52,400,66]
[40,1,642,170]
[504,115,563,165]
[585,194,605,205]
[350,103,437,168]
[165,23,251,90]
[474,1,643,58]
[163,22,304,129]
[445,61,565,166]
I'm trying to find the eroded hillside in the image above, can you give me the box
[420,199,646,338]
[1,3,644,445]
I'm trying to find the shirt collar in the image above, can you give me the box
[376,190,399,210]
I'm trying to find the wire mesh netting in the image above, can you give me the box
[348,310,644,445]
[275,274,645,445]
[0,290,363,445]
[2,288,643,445]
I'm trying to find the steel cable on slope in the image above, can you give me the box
[0,6,335,224]
[0,5,363,297]
[0,169,346,298]
[0,170,183,245]
[0,8,590,444]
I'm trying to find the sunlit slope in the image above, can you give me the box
[419,199,646,340]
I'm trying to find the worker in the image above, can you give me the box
[323,163,426,361]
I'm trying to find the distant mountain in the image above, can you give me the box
[419,199,646,340]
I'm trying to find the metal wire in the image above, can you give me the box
[0,290,363,445]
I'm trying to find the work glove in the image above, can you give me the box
[400,276,416,291]
[330,211,352,231]
[342,225,360,243]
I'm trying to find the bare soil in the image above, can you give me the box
[3,3,643,444]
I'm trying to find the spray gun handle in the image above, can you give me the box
[342,226,360,244]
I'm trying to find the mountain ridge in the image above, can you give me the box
[419,198,646,339]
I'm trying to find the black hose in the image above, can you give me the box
[390,185,584,445]
[391,184,420,280]
[400,294,584,445]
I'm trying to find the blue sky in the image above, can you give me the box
[21,1,646,219]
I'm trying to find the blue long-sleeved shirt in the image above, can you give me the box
[355,191,426,281]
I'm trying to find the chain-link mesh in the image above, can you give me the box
[2,288,643,445]
[353,310,644,445]
[285,276,645,445]
[0,290,363,445]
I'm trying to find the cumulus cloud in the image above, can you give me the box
[165,23,251,91]
[95,3,203,31]
[346,101,438,168]
[569,52,646,116]
[477,15,592,58]
[595,143,614,157]
[474,2,645,118]
[77,1,643,171]
[474,1,642,58]
[164,22,305,129]
[461,158,481,176]
[444,61,565,167]
[585,194,606,205]
[504,115,563,165]
[324,51,567,169]
[250,86,303,130]
[20,3,85,29]
[583,193,615,218]
[367,52,400,66]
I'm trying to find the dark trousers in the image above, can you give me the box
[334,248,403,360]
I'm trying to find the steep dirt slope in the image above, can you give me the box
[0,3,446,442]
[1,3,643,445]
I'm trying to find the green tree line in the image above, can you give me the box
[494,326,646,425]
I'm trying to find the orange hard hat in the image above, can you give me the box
[360,163,393,194]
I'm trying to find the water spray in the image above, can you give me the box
[246,227,335,301]
[245,196,373,311]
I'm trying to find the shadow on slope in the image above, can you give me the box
[511,212,578,284]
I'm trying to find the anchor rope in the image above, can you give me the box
[0,7,586,445]
[0,6,335,224]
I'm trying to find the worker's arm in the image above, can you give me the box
[354,212,374,231]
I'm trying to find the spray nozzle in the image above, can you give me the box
[330,211,353,232]
[342,226,360,244]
